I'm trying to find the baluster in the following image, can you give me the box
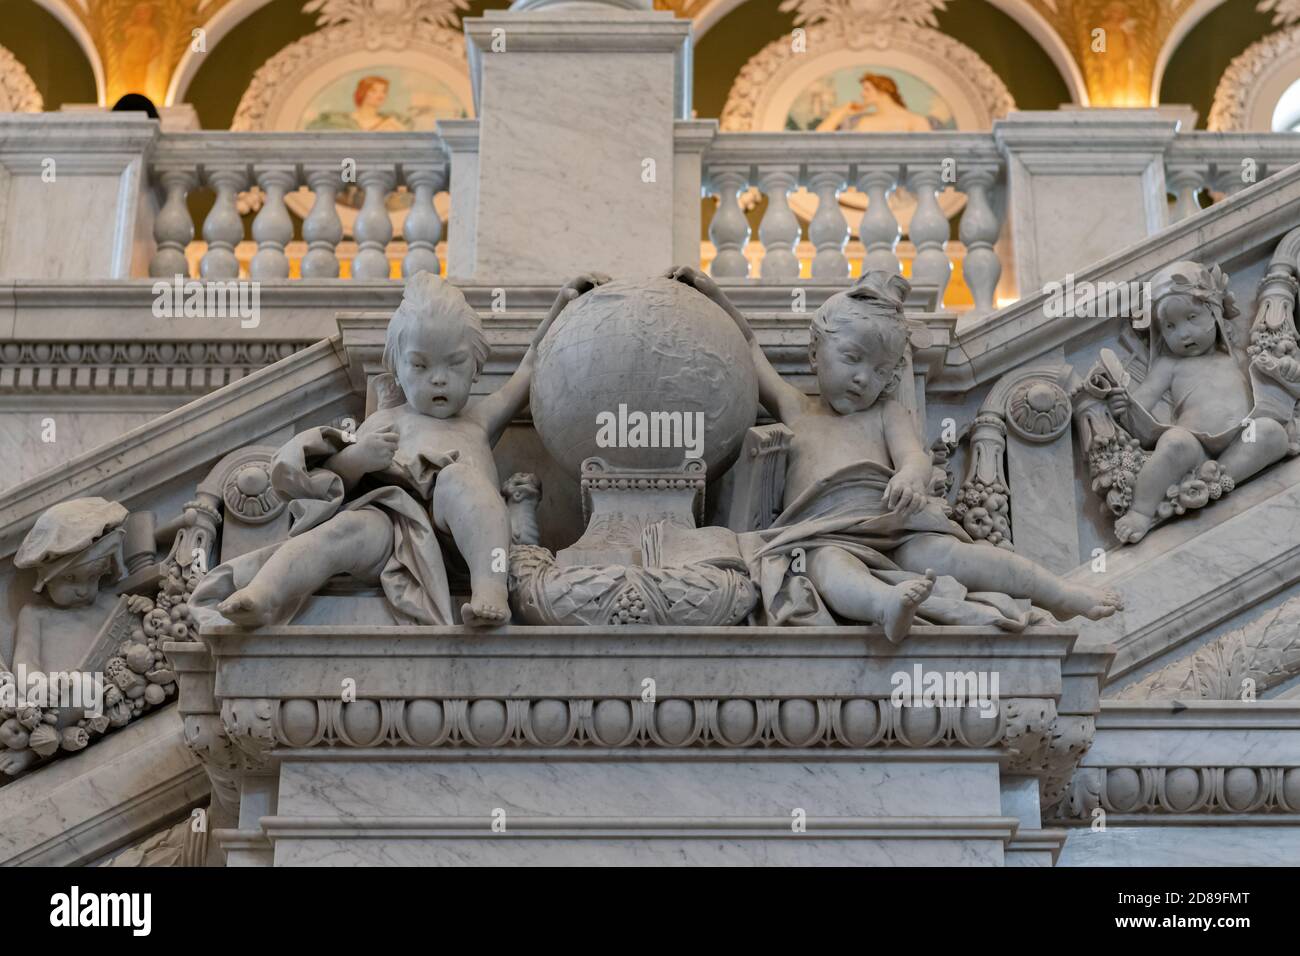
[150,167,196,278]
[301,166,343,278]
[200,166,247,279]
[402,164,446,278]
[708,165,751,278]
[856,165,901,275]
[957,164,1002,312]
[1214,164,1249,198]
[807,166,848,279]
[906,165,950,299]
[250,165,295,279]
[756,166,800,280]
[1166,165,1206,222]
[353,165,396,279]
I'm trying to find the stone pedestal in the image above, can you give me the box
[171,625,1109,866]
[0,114,158,279]
[461,8,691,282]
[994,110,1179,294]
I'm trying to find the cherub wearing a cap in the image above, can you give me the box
[3,498,133,774]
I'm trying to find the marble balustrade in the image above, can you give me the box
[701,132,1008,312]
[1165,132,1300,222]
[148,131,451,281]
[700,128,1300,311]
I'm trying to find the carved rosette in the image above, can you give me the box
[1005,380,1072,443]
[221,458,285,525]
[1057,766,1300,818]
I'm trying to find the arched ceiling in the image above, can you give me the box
[1,0,1290,125]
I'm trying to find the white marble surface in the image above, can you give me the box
[275,756,1002,820]
[0,706,206,866]
[994,111,1176,294]
[1071,455,1300,680]
[469,14,682,281]
[272,834,1007,866]
[0,411,167,493]
[1060,825,1300,866]
[0,115,158,280]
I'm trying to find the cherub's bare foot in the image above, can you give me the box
[0,748,37,776]
[460,600,510,627]
[882,570,936,644]
[1054,584,1124,621]
[1114,509,1155,544]
[217,586,281,629]
[461,577,511,627]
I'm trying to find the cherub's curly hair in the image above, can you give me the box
[809,271,912,396]
[382,271,489,376]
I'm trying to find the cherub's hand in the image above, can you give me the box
[351,425,399,472]
[885,471,930,516]
[665,265,723,303]
[1106,390,1130,419]
[559,272,611,304]
[535,274,611,345]
[126,595,154,615]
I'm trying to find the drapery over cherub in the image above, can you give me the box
[191,271,606,629]
[667,266,1122,641]
[1074,260,1300,544]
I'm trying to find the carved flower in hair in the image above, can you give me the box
[1146,261,1239,321]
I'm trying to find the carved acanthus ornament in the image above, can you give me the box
[0,44,42,113]
[775,0,949,45]
[1115,594,1300,700]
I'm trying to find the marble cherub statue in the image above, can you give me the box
[202,271,608,629]
[1099,261,1292,544]
[666,266,1122,641]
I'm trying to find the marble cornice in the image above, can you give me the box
[151,131,447,172]
[1053,701,1300,823]
[0,337,353,560]
[464,10,692,52]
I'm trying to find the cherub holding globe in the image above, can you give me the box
[666,266,1123,640]
[209,271,608,628]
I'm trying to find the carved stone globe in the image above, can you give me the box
[530,276,759,478]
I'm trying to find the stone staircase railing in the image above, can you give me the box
[700,127,1300,312]
[701,132,1006,312]
[148,131,451,281]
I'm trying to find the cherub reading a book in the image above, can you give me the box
[1104,261,1292,544]
[196,271,606,628]
[666,266,1122,641]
